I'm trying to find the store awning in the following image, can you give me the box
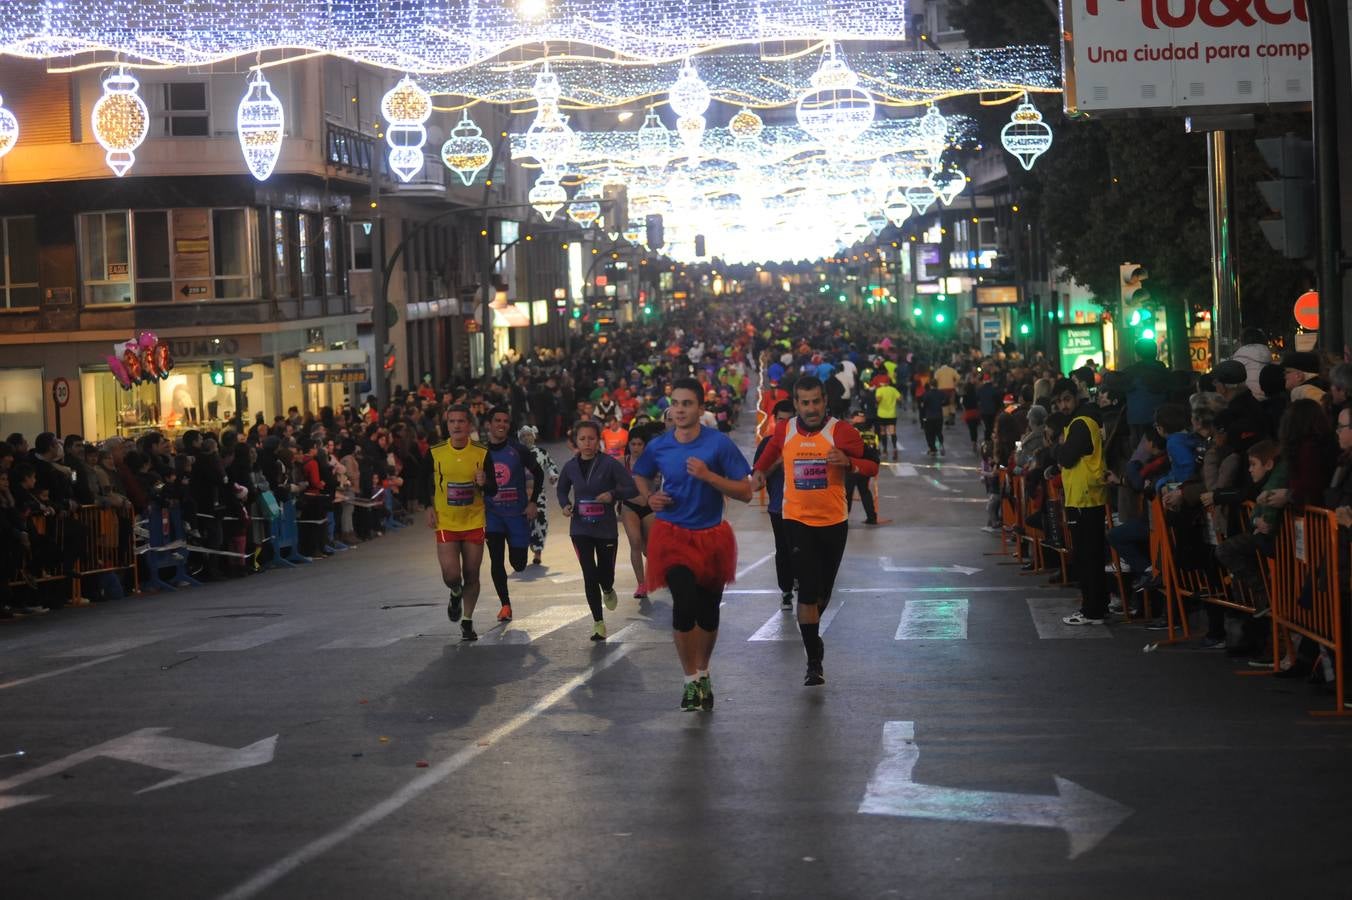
[300,349,367,365]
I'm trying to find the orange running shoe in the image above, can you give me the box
[497,604,513,622]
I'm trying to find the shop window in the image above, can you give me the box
[213,208,254,299]
[156,82,209,137]
[349,220,373,271]
[79,211,133,305]
[0,368,45,438]
[0,217,39,308]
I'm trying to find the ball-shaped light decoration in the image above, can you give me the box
[528,173,566,222]
[92,68,149,177]
[567,181,602,229]
[1001,96,1053,171]
[884,192,913,228]
[236,70,285,181]
[636,109,672,169]
[795,44,875,152]
[668,59,711,120]
[917,104,949,167]
[382,76,432,183]
[930,168,967,206]
[677,114,705,154]
[531,61,563,108]
[904,182,939,216]
[441,112,493,186]
[523,106,577,175]
[728,107,763,144]
[0,94,18,159]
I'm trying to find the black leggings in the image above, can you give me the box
[922,417,945,451]
[571,535,618,621]
[668,564,722,632]
[846,473,876,522]
[787,519,849,611]
[486,531,528,604]
[769,511,795,594]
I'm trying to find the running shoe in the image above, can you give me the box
[1062,612,1104,626]
[497,604,513,622]
[460,620,478,642]
[602,588,618,611]
[804,662,825,686]
[1199,637,1227,650]
[633,589,648,600]
[681,682,701,711]
[780,592,794,611]
[591,620,607,641]
[698,675,714,711]
[447,588,463,623]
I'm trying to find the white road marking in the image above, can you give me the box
[318,609,440,650]
[859,721,1132,860]
[880,557,980,576]
[735,551,775,580]
[48,628,199,659]
[893,464,918,478]
[487,605,590,645]
[187,621,311,653]
[922,476,956,494]
[748,600,844,641]
[0,654,124,691]
[1026,598,1112,639]
[895,599,969,640]
[548,573,584,584]
[725,586,1024,595]
[218,645,634,900]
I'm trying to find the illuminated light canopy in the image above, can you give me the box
[529,172,567,221]
[0,93,17,159]
[0,1,909,70]
[796,44,875,152]
[440,111,493,185]
[1001,95,1053,171]
[236,70,285,181]
[382,75,432,183]
[91,68,149,177]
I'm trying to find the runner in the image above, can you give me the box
[601,415,629,460]
[753,399,797,610]
[517,425,559,567]
[632,377,754,712]
[425,405,497,643]
[557,420,639,641]
[483,407,545,623]
[873,375,902,461]
[621,423,659,604]
[752,375,879,686]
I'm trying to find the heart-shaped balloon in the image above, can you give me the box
[108,354,133,389]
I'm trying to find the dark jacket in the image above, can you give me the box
[557,453,638,539]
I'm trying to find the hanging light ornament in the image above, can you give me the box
[567,181,602,229]
[930,168,967,206]
[1001,95,1053,171]
[622,219,647,246]
[529,172,566,222]
[523,61,577,175]
[668,59,710,154]
[236,70,285,182]
[91,68,149,177]
[676,115,706,155]
[868,160,895,207]
[883,191,913,228]
[381,75,432,183]
[728,107,763,144]
[866,211,888,237]
[636,108,672,172]
[905,181,939,216]
[440,112,493,186]
[0,93,17,159]
[795,43,875,153]
[917,104,949,168]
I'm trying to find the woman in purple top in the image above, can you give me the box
[557,420,639,641]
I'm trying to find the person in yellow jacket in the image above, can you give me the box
[1051,379,1110,626]
[425,405,498,642]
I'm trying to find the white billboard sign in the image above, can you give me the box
[1062,0,1312,114]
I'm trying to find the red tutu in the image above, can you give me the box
[646,519,738,592]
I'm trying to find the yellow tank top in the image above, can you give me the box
[431,439,490,531]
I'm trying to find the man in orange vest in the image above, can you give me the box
[752,375,879,686]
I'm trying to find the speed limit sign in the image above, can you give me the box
[52,377,70,408]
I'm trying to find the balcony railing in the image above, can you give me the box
[0,294,356,336]
[325,122,446,193]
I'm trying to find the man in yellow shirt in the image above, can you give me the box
[425,405,497,641]
[933,361,959,424]
[873,377,902,461]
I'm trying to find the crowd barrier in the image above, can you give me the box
[995,468,1349,717]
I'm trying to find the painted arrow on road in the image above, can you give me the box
[0,727,278,811]
[880,557,981,576]
[858,721,1132,859]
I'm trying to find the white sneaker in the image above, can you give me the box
[981,525,998,534]
[1105,561,1132,573]
[1062,612,1105,626]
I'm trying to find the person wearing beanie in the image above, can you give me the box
[1212,358,1267,439]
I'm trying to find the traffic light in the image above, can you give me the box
[645,214,665,251]
[694,234,706,257]
[912,305,923,317]
[1256,133,1315,259]
[209,360,226,386]
[1019,322,1030,336]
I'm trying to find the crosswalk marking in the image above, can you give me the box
[1025,598,1112,639]
[49,628,199,659]
[895,599,968,640]
[610,617,669,643]
[487,606,589,645]
[319,608,438,649]
[187,621,311,653]
[747,600,844,641]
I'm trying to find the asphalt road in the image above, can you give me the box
[4,411,1352,899]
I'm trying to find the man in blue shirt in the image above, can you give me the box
[484,407,544,623]
[633,377,753,712]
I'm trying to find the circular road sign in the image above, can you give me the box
[52,377,71,408]
[1294,290,1320,331]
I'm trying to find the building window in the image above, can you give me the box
[80,211,133,305]
[273,210,292,297]
[0,216,39,308]
[213,208,254,299]
[156,82,209,137]
[323,216,340,295]
[134,210,173,301]
[349,220,373,271]
[298,213,319,296]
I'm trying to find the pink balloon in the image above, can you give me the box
[107,355,133,389]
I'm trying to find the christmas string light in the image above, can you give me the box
[0,0,909,71]
[1001,94,1053,171]
[236,69,285,181]
[566,180,602,228]
[91,67,149,177]
[381,75,432,182]
[529,172,567,221]
[440,111,493,185]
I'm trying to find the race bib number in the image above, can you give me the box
[577,500,607,521]
[793,457,829,491]
[445,482,475,506]
[494,487,520,504]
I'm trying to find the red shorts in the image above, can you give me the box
[437,528,485,544]
[645,519,737,592]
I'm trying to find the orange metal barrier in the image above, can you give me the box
[71,504,139,599]
[1270,506,1347,717]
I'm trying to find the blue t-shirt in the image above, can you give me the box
[633,426,751,530]
[486,441,529,517]
[768,362,785,384]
